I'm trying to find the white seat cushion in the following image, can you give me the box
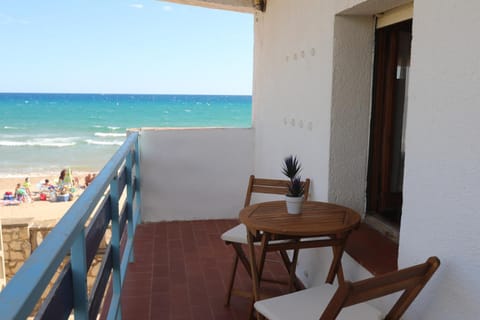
[221,224,249,244]
[221,224,292,246]
[254,284,383,320]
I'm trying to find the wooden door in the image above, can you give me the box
[367,20,412,224]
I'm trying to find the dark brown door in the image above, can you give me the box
[367,20,412,225]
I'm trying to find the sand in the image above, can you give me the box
[0,175,90,224]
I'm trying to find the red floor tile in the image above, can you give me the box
[116,220,289,319]
[116,220,396,320]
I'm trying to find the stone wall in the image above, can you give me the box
[2,218,32,281]
[1,218,107,313]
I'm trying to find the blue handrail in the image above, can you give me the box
[0,131,141,320]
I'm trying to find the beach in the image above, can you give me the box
[0,175,88,223]
[0,93,251,224]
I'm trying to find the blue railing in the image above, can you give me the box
[0,131,141,320]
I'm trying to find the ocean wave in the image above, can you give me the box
[85,139,123,146]
[94,132,126,137]
[3,126,21,130]
[107,126,121,130]
[0,140,76,147]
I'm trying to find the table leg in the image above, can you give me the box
[326,236,347,284]
[288,242,300,292]
[279,250,303,291]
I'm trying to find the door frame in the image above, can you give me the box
[366,20,412,224]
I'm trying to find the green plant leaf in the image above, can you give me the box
[287,176,304,197]
[282,155,302,179]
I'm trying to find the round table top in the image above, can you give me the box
[239,200,361,237]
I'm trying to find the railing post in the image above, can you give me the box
[108,175,122,320]
[71,229,88,319]
[134,136,142,228]
[126,148,135,263]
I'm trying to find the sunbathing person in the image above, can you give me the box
[84,173,96,187]
[15,183,30,202]
[40,179,55,192]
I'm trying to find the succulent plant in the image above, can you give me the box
[287,176,304,197]
[282,155,302,179]
[282,155,304,197]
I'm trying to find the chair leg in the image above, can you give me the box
[225,243,253,306]
[224,254,239,306]
[233,243,252,277]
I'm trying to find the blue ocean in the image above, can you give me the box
[0,93,252,177]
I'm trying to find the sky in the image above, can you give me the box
[0,0,254,95]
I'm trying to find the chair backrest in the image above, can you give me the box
[243,175,311,208]
[320,256,440,320]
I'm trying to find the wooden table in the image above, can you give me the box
[239,200,361,316]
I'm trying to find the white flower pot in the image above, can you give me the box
[285,195,304,214]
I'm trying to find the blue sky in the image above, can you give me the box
[0,1,253,95]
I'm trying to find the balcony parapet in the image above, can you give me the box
[138,127,254,222]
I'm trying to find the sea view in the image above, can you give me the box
[0,93,252,177]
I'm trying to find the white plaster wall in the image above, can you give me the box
[139,128,254,221]
[336,0,411,15]
[399,1,480,319]
[252,0,335,200]
[328,15,374,215]
[252,0,378,294]
[252,0,480,318]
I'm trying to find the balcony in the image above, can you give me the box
[0,128,397,319]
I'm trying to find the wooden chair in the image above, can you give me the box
[221,175,311,306]
[254,256,440,320]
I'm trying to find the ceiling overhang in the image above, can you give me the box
[160,0,265,13]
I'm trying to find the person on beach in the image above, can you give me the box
[57,168,78,199]
[41,179,55,190]
[15,183,30,202]
[23,177,32,196]
[84,173,96,187]
[58,169,67,185]
[60,168,79,187]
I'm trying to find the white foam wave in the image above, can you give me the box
[3,126,20,130]
[107,126,121,130]
[94,132,126,137]
[0,138,76,147]
[85,139,123,146]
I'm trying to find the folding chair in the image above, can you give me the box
[221,175,311,305]
[254,256,440,320]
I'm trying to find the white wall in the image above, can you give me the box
[253,0,480,318]
[329,15,374,215]
[336,0,411,15]
[139,128,254,221]
[399,1,480,319]
[252,0,335,200]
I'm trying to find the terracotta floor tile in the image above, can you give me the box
[115,220,396,320]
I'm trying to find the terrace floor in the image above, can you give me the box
[115,219,398,320]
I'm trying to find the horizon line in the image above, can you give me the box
[0,92,252,97]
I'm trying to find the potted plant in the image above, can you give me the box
[282,155,305,214]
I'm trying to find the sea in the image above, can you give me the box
[0,93,252,177]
